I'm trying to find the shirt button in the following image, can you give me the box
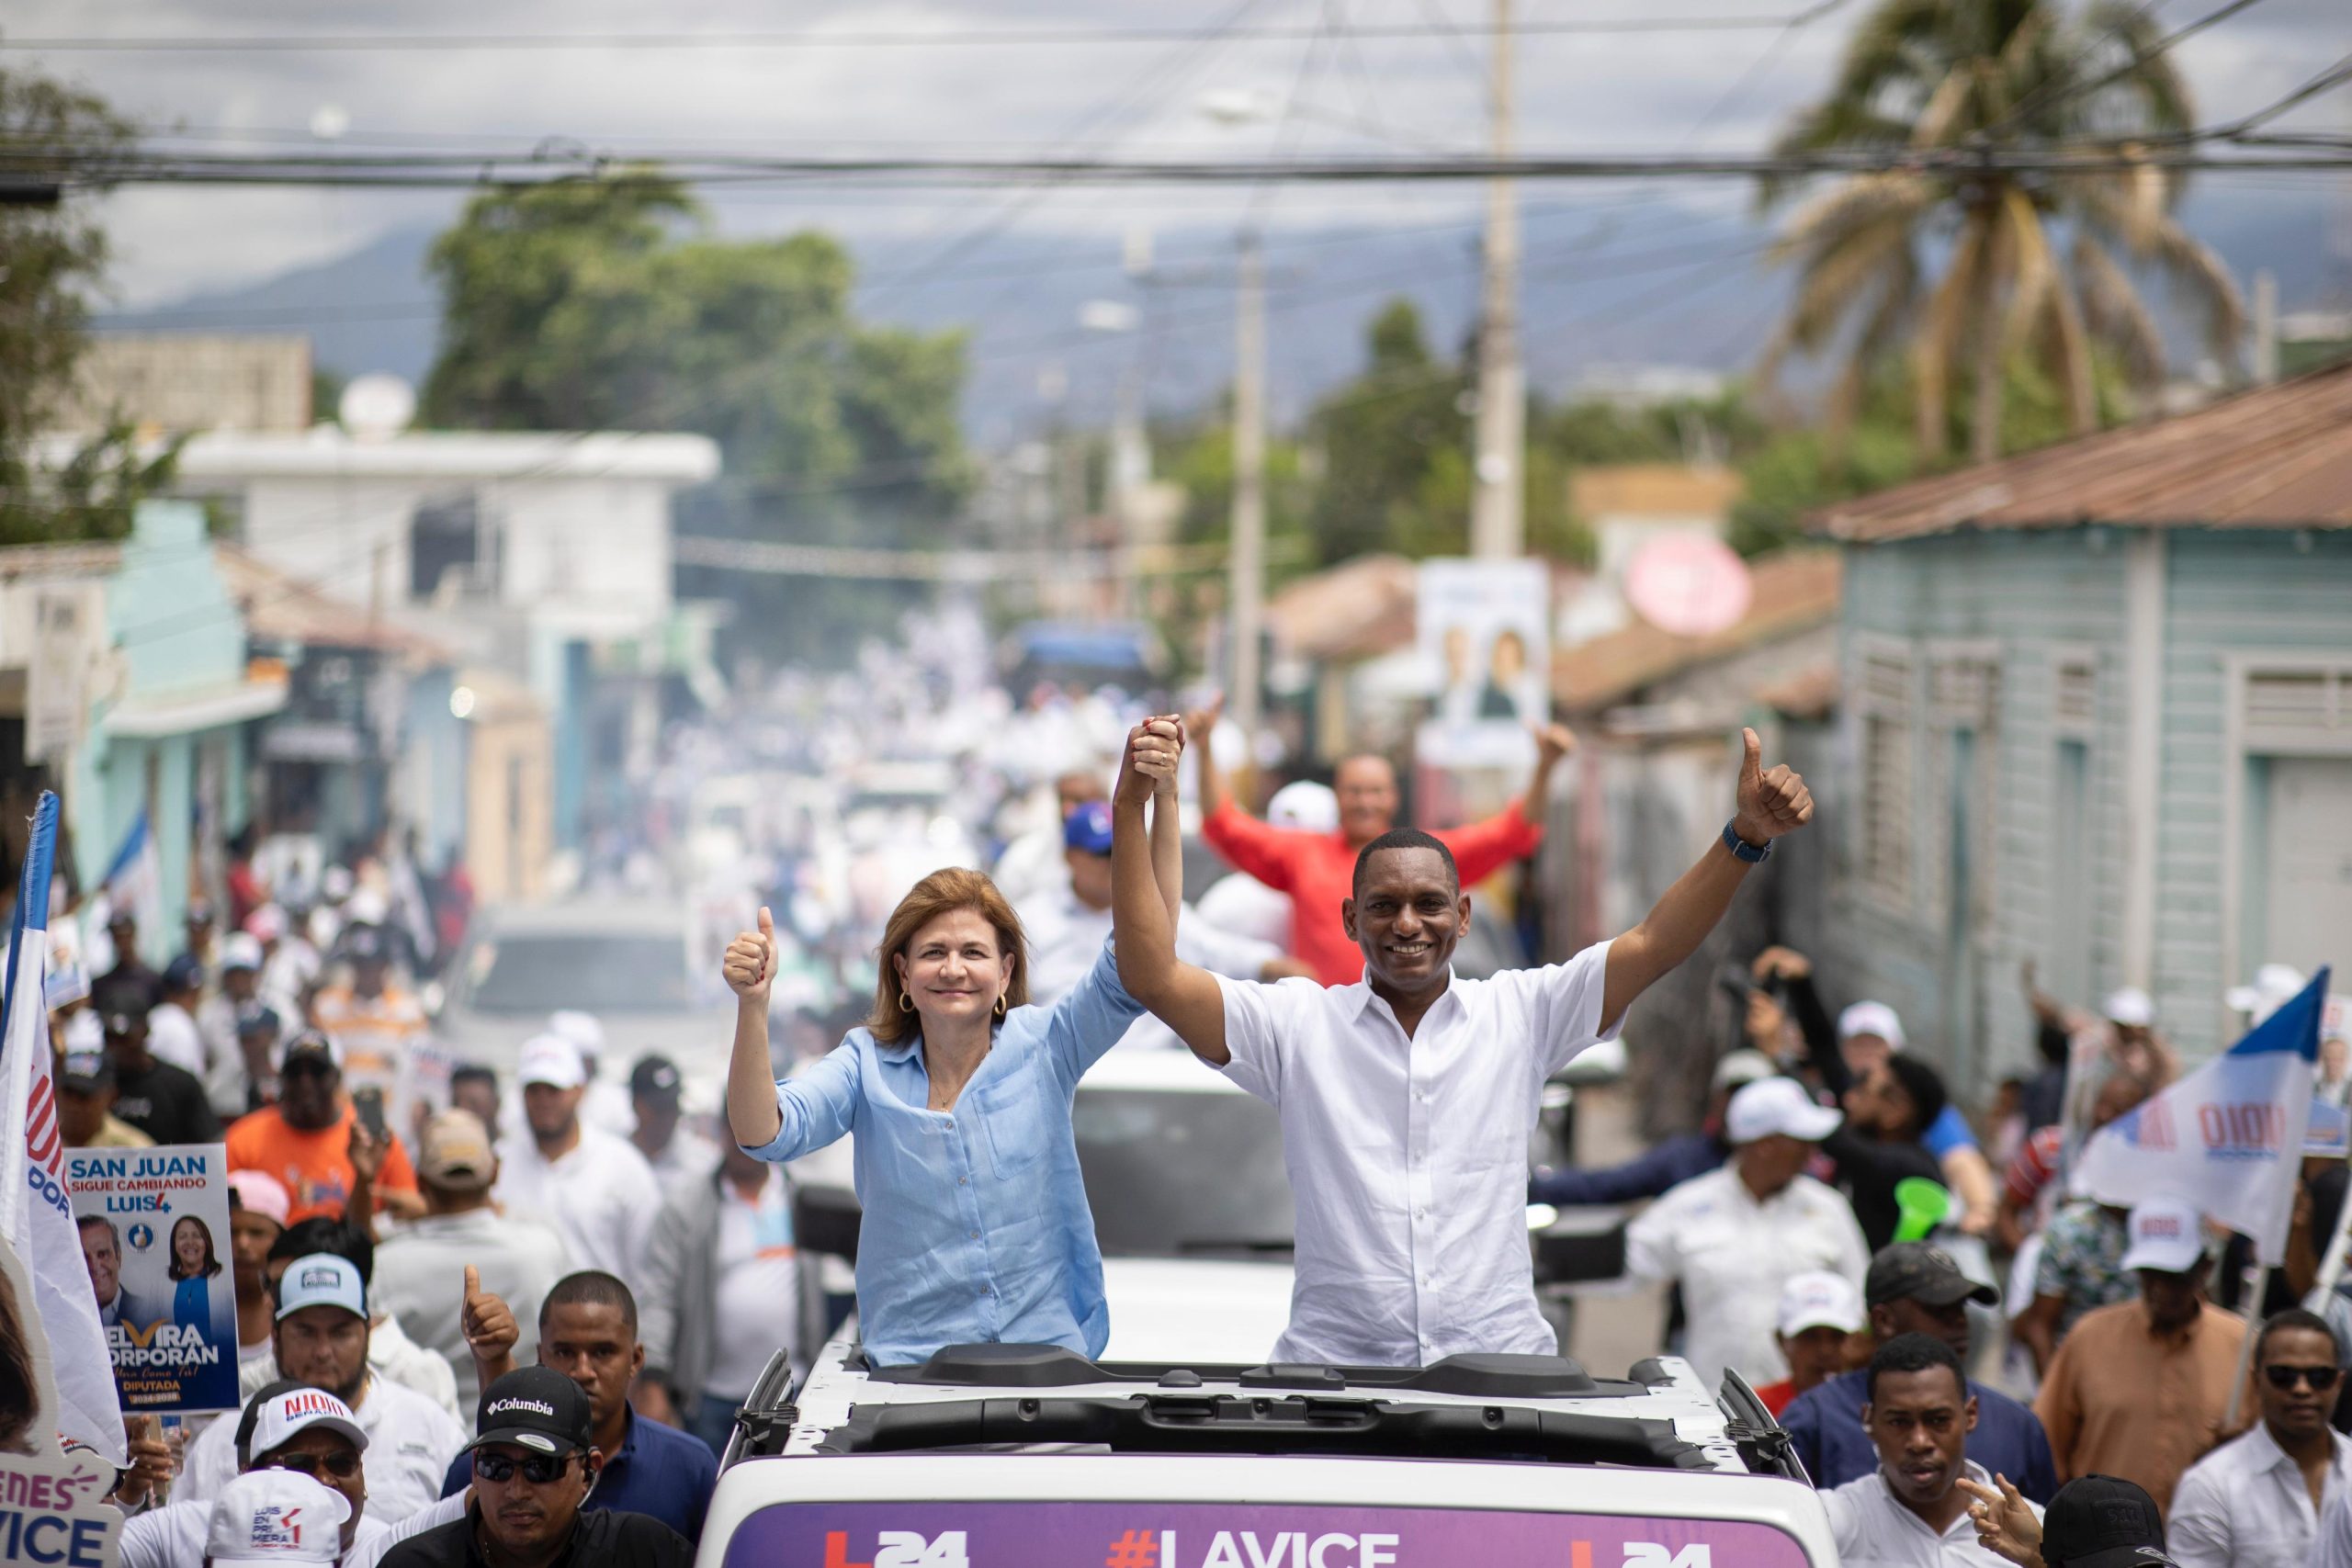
[957,1177,967,1186]
[944,1119,956,1129]
[969,1230,979,1239]
[1415,1209,1427,1220]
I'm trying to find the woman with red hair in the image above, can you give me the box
[723,720,1183,1366]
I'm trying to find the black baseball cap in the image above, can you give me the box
[1864,1242,2000,1309]
[2041,1475,2176,1568]
[469,1367,594,1458]
[628,1055,683,1104]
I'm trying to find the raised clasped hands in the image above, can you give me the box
[1116,716,1184,806]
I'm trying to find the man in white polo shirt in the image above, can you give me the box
[492,1035,660,1280]
[178,1254,467,1520]
[1113,718,1815,1366]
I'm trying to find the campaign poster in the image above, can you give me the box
[1417,558,1551,769]
[66,1145,239,1416]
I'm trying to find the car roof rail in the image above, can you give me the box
[812,1393,1715,1470]
[865,1345,1631,1399]
[1715,1368,1807,1483]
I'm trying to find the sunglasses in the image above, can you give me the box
[474,1450,577,1485]
[264,1450,363,1480]
[2262,1363,2343,1392]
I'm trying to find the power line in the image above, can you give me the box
[1981,0,2268,141]
[2194,50,2352,139]
[0,12,1868,53]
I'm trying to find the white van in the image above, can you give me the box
[695,1340,1837,1567]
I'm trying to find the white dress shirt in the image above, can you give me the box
[179,1373,466,1522]
[492,1123,661,1280]
[1623,1164,1869,1390]
[2171,1420,2352,1568]
[1826,1461,2037,1567]
[1213,944,1620,1366]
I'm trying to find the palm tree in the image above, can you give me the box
[1758,0,2244,463]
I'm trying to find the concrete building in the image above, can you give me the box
[1815,361,2352,1086]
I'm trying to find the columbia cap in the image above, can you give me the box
[246,1386,368,1462]
[2119,1196,2206,1275]
[2040,1474,2176,1568]
[517,1033,587,1090]
[204,1470,348,1566]
[1865,1242,2000,1309]
[1062,800,1114,855]
[1724,1076,1842,1145]
[470,1365,594,1458]
[275,1254,366,1323]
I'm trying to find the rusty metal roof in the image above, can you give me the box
[1812,360,2352,542]
[1553,549,1841,713]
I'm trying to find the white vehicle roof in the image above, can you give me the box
[705,1342,1835,1565]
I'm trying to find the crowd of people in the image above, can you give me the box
[52,691,2352,1568]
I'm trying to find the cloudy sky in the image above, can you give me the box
[13,0,2346,311]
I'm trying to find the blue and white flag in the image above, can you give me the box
[93,807,164,971]
[2075,967,2330,1267]
[0,793,126,1465]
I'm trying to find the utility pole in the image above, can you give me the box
[1469,0,1523,559]
[1229,229,1267,739]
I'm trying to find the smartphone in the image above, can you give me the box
[353,1086,388,1142]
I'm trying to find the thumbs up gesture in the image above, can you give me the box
[1731,727,1814,847]
[724,906,777,1005]
[459,1263,518,1370]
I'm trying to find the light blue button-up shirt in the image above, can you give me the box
[743,941,1143,1366]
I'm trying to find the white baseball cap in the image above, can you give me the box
[517,1033,588,1090]
[1776,1269,1866,1338]
[220,932,266,973]
[546,1010,605,1058]
[246,1386,369,1461]
[1725,1077,1843,1145]
[2120,1196,2206,1274]
[205,1469,349,1565]
[275,1254,367,1323]
[1266,780,1340,834]
[1837,1001,1906,1051]
[2104,987,2156,1029]
[2225,964,2307,1025]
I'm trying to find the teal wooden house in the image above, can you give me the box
[1811,364,2352,1091]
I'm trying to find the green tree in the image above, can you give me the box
[0,63,146,544]
[421,173,971,662]
[1760,0,2242,463]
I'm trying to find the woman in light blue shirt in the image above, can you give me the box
[723,721,1183,1365]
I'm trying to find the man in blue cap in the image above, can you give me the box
[1019,798,1310,1014]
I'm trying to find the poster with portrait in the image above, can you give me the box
[66,1144,239,1416]
[1416,558,1552,768]
[0,1231,125,1566]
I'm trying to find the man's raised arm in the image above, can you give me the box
[1600,727,1813,1031]
[1114,719,1231,1066]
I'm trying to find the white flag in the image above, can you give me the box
[0,793,126,1464]
[2074,967,2330,1267]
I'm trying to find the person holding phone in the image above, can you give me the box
[227,1031,424,1224]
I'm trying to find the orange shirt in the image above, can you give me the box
[1201,799,1544,986]
[225,1102,418,1224]
[2034,1298,2252,1514]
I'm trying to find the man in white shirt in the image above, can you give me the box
[1114,718,1815,1366]
[179,1253,467,1521]
[119,1382,390,1568]
[1826,1333,2033,1566]
[2172,1307,2352,1568]
[626,1055,718,1199]
[1624,1077,1870,1389]
[492,1035,660,1280]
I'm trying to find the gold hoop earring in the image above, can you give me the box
[993,994,1008,1018]
[898,991,915,1014]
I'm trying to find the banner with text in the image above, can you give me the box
[2075,967,2330,1265]
[67,1145,239,1416]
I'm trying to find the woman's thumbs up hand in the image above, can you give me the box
[724,907,777,1005]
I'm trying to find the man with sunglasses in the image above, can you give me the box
[119,1381,390,1566]
[2169,1307,2351,1567]
[379,1367,688,1568]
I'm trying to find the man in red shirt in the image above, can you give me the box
[1190,700,1576,986]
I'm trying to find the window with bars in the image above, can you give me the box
[2243,667,2352,749]
[1858,645,1915,909]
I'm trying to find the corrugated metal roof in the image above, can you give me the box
[1813,359,2352,542]
[213,544,456,661]
[1553,549,1841,712]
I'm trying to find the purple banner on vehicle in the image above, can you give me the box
[723,1501,1815,1568]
